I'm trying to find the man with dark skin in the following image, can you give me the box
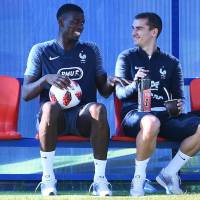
[23,4,127,196]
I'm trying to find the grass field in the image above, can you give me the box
[0,194,200,200]
[0,180,200,200]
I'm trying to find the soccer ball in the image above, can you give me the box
[49,80,82,109]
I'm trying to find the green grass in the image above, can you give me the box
[0,194,200,200]
[0,180,200,199]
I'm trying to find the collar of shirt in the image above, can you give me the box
[137,46,161,60]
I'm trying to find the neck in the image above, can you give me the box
[57,33,77,50]
[142,42,157,56]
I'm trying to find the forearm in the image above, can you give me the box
[22,76,47,101]
[96,73,115,98]
[100,80,114,98]
[115,81,137,99]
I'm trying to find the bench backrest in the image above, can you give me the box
[0,75,21,139]
[114,93,125,136]
[190,78,200,112]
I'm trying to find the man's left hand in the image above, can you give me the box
[108,76,131,87]
[177,99,185,114]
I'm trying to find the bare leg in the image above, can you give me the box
[130,115,160,197]
[180,124,200,156]
[38,101,64,192]
[77,103,110,160]
[39,102,63,151]
[136,115,160,160]
[163,124,200,176]
[77,102,111,196]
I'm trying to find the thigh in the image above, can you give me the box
[122,110,168,137]
[122,111,150,137]
[36,102,66,134]
[76,102,98,137]
[160,113,200,141]
[38,102,99,136]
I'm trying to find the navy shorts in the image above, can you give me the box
[122,110,200,141]
[37,104,89,136]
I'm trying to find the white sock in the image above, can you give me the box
[40,150,56,182]
[164,150,191,176]
[94,159,107,182]
[134,158,150,179]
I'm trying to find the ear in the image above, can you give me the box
[152,28,158,38]
[58,18,64,28]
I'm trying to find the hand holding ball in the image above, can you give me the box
[49,80,82,109]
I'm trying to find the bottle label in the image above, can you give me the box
[143,89,151,112]
[137,78,151,112]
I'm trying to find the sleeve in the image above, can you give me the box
[115,82,137,99]
[88,43,106,76]
[24,44,42,78]
[170,60,185,101]
[115,52,137,99]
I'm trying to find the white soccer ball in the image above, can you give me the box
[49,80,82,109]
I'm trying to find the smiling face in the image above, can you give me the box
[59,11,85,42]
[132,18,158,48]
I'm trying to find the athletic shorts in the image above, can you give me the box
[36,104,90,136]
[122,110,200,141]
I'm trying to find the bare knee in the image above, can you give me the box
[38,102,62,151]
[88,103,110,140]
[196,124,200,135]
[140,115,160,139]
[194,124,200,145]
[41,102,61,121]
[141,115,160,131]
[89,103,107,121]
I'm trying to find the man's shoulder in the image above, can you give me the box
[159,50,179,64]
[31,39,56,53]
[79,41,99,50]
[118,47,138,59]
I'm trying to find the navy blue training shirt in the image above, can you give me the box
[25,40,106,105]
[115,47,185,116]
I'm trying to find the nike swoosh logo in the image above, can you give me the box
[49,56,60,61]
[179,155,186,160]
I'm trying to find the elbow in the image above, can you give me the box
[115,93,124,100]
[115,89,124,100]
[23,96,30,102]
[100,91,111,98]
[103,94,110,98]
[98,88,113,98]
[22,93,30,101]
[116,95,123,100]
[22,88,31,101]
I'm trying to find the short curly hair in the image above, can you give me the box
[56,3,84,20]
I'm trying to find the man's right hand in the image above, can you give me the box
[134,68,149,81]
[45,74,71,89]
